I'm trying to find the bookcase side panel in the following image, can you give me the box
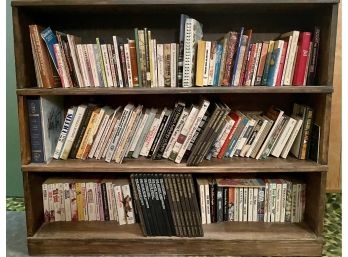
[17,95,31,165]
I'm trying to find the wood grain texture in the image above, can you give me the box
[16,86,334,95]
[327,3,341,192]
[17,96,31,165]
[21,156,327,173]
[27,221,322,256]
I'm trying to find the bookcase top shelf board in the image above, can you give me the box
[22,156,327,172]
[11,0,340,6]
[16,86,333,95]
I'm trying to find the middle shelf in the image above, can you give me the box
[22,156,327,173]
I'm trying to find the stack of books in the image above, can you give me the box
[28,15,320,88]
[41,178,135,224]
[197,177,306,224]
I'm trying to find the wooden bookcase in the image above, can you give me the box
[11,0,338,256]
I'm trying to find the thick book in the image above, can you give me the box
[280,31,300,85]
[195,40,206,87]
[307,27,320,85]
[266,40,284,87]
[292,32,312,86]
[177,14,189,87]
[221,32,238,86]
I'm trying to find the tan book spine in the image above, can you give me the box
[75,182,85,221]
[195,40,205,87]
[129,40,139,86]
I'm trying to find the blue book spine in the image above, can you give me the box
[266,47,281,86]
[213,44,223,86]
[225,116,248,157]
[40,27,59,72]
[27,98,44,163]
[230,27,244,86]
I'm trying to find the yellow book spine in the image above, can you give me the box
[75,182,85,221]
[195,40,206,86]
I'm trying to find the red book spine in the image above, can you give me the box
[238,29,253,86]
[217,113,241,159]
[292,32,311,86]
[243,44,257,86]
[222,32,238,86]
[275,41,288,86]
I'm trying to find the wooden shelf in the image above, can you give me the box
[28,221,322,256]
[22,156,327,173]
[16,86,333,95]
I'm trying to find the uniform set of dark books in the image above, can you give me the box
[28,96,318,165]
[28,15,320,89]
[197,178,306,224]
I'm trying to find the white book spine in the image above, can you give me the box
[202,41,211,86]
[128,112,149,153]
[89,112,110,158]
[205,184,211,224]
[152,39,158,87]
[104,182,114,221]
[157,44,165,87]
[42,183,50,222]
[280,182,287,223]
[94,183,100,221]
[245,120,268,158]
[140,110,165,157]
[281,35,293,85]
[60,183,65,221]
[59,105,87,160]
[253,188,258,222]
[199,183,206,224]
[124,112,143,156]
[239,188,244,221]
[121,184,135,224]
[175,101,210,163]
[101,44,114,87]
[275,183,282,222]
[207,43,216,86]
[162,108,189,159]
[182,18,194,87]
[251,43,263,86]
[54,183,62,221]
[229,118,251,157]
[284,31,300,85]
[213,119,235,157]
[105,106,132,162]
[63,182,72,222]
[124,43,133,88]
[107,44,118,87]
[271,117,297,157]
[264,183,269,222]
[53,108,75,159]
[86,182,96,221]
[170,43,177,87]
[87,44,100,87]
[112,36,124,87]
[47,184,55,221]
[248,187,253,221]
[281,119,303,158]
[169,106,199,160]
[100,118,120,159]
[234,188,239,221]
[81,183,88,221]
[114,185,127,225]
[270,183,277,222]
[233,42,248,86]
[76,44,90,87]
[297,184,302,223]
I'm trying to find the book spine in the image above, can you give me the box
[222,187,228,221]
[95,39,107,87]
[92,44,105,87]
[119,44,129,87]
[170,43,177,87]
[82,44,95,87]
[96,183,104,221]
[112,36,124,87]
[152,39,158,87]
[114,185,126,225]
[163,44,171,87]
[131,174,148,235]
[266,42,283,87]
[134,29,142,87]
[250,43,262,86]
[213,43,223,86]
[261,41,275,85]
[248,187,253,221]
[100,183,110,221]
[129,40,139,86]
[245,119,267,158]
[203,41,211,86]
[138,30,147,87]
[159,175,176,235]
[148,31,154,87]
[216,186,223,222]
[275,183,282,222]
[164,174,182,236]
[53,44,69,87]
[121,184,135,224]
[222,32,238,86]
[124,43,134,88]
[257,187,265,222]
[234,188,239,221]
[157,44,165,87]
[66,35,83,87]
[70,183,78,221]
[217,115,241,159]
[42,183,50,222]
[207,41,217,86]
[232,36,247,86]
[177,14,187,87]
[144,28,151,87]
[303,42,312,85]
[198,183,206,224]
[283,32,300,85]
[292,32,312,86]
[107,44,118,87]
[242,44,254,86]
[87,44,100,87]
[254,42,269,86]
[299,108,313,159]
[62,182,71,222]
[307,27,320,85]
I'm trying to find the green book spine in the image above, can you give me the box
[134,28,143,87]
[96,38,108,87]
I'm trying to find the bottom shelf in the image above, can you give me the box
[28,221,323,256]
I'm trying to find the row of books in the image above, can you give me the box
[131,173,203,237]
[42,178,135,224]
[28,96,317,164]
[29,15,320,89]
[197,178,306,224]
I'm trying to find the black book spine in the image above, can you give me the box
[119,44,129,87]
[100,183,110,221]
[307,27,320,85]
[153,103,185,160]
[175,174,192,237]
[148,112,170,158]
[186,174,204,237]
[139,175,156,236]
[159,174,176,236]
[183,174,198,237]
[165,174,182,236]
[149,174,167,236]
[216,186,224,222]
[223,187,229,221]
[170,174,187,237]
[27,98,44,163]
[69,104,95,158]
[209,181,217,223]
[130,174,147,236]
[155,174,173,236]
[180,174,196,237]
[144,28,151,87]
[144,174,162,236]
